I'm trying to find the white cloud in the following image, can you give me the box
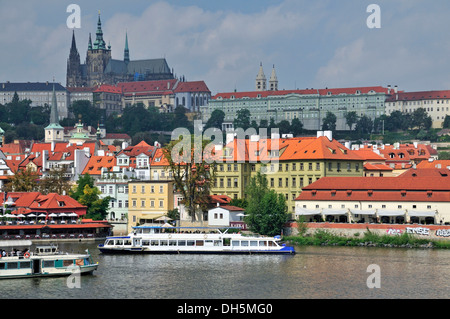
[100,1,314,93]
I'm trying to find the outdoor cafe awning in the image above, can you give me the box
[350,209,376,215]
[322,209,348,216]
[377,210,405,217]
[295,208,321,216]
[407,210,436,217]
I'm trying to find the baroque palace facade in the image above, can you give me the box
[67,13,174,88]
[201,64,394,131]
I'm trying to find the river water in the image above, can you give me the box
[1,241,449,300]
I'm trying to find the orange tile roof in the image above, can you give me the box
[417,160,450,169]
[82,155,116,175]
[352,149,386,161]
[214,136,363,163]
[150,148,169,166]
[364,163,393,171]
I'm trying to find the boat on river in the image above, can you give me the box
[98,226,295,255]
[0,240,98,279]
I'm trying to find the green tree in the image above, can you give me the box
[244,171,288,236]
[70,173,95,200]
[234,109,251,130]
[290,118,303,136]
[6,92,31,125]
[77,184,110,220]
[278,120,291,135]
[204,109,225,130]
[70,173,110,220]
[355,115,373,135]
[70,100,105,127]
[322,111,337,131]
[3,167,39,192]
[345,111,358,130]
[39,167,72,195]
[163,135,216,222]
[443,115,450,129]
[412,108,432,130]
[172,105,190,129]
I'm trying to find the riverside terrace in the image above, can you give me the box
[0,219,111,241]
[294,169,450,226]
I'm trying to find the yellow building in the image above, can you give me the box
[211,133,364,213]
[127,180,174,233]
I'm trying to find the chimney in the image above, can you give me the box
[394,85,398,94]
[387,85,391,94]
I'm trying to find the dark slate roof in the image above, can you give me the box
[0,82,67,92]
[104,58,172,76]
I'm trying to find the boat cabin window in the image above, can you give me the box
[241,241,249,246]
[0,263,5,270]
[36,246,57,254]
[250,241,258,246]
[151,240,159,246]
[142,240,150,246]
[124,240,132,245]
[259,241,267,246]
[169,240,177,246]
[196,240,204,246]
[6,262,18,269]
[232,240,239,246]
[43,260,55,268]
[20,261,31,269]
[187,240,195,246]
[178,240,186,246]
[116,240,123,245]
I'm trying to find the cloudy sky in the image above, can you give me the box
[1,0,450,94]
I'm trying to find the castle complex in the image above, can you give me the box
[66,13,174,88]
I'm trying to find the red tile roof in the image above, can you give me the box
[213,86,390,100]
[117,79,178,94]
[93,84,123,94]
[174,81,210,93]
[0,192,87,216]
[295,176,450,202]
[386,90,450,102]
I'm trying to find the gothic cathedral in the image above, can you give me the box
[66,13,174,87]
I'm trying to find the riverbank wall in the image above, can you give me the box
[284,222,450,240]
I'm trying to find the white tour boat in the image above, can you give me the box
[0,240,98,279]
[98,226,295,255]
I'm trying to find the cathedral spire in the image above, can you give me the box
[124,31,130,63]
[88,33,92,50]
[93,11,106,50]
[70,30,77,54]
